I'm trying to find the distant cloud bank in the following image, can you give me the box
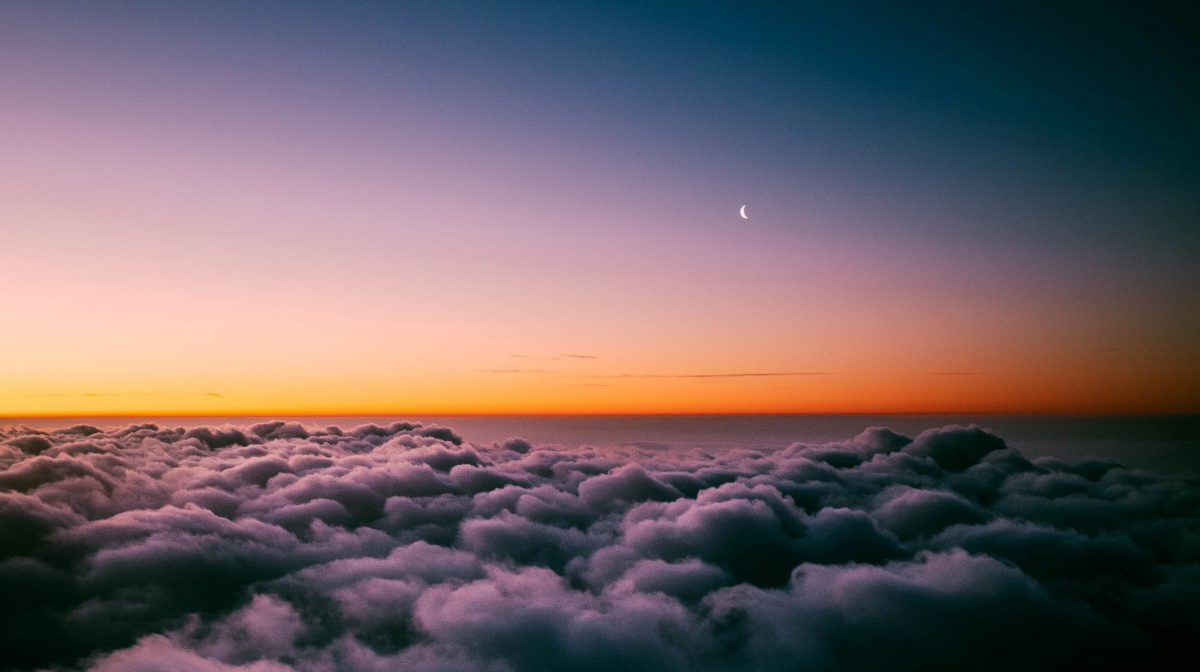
[1,421,1197,671]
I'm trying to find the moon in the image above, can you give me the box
[739,205,749,220]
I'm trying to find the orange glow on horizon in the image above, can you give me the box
[3,360,1196,418]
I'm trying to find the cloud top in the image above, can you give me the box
[1,421,1197,671]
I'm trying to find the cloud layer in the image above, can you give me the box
[1,421,1197,671]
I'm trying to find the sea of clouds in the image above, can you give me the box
[1,421,1198,671]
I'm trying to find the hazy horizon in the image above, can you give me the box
[7,413,1199,478]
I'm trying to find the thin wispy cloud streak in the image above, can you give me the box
[511,354,600,361]
[2,420,1197,671]
[485,370,833,379]
[22,391,226,398]
[596,372,833,379]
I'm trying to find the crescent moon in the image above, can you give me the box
[739,205,748,219]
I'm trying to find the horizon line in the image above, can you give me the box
[4,410,1198,421]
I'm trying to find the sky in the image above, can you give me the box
[1,0,1198,416]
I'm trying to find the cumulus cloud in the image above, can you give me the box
[0,421,1197,671]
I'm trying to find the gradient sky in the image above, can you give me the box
[2,1,1198,415]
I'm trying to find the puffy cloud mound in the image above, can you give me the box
[1,422,1198,671]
